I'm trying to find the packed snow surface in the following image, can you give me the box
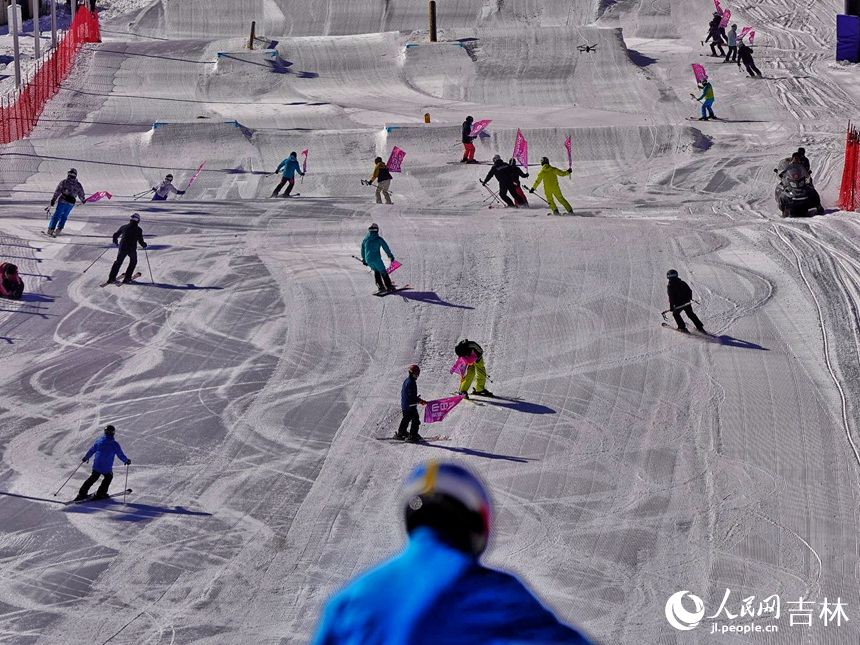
[1,0,860,643]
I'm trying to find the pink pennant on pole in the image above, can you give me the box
[85,191,112,203]
[423,395,464,424]
[738,26,752,40]
[748,30,756,45]
[387,260,402,274]
[186,163,205,190]
[301,149,308,174]
[387,147,406,173]
[692,64,708,84]
[512,129,528,168]
[469,119,492,138]
[713,0,723,15]
[564,135,572,168]
[450,357,468,376]
[719,9,731,29]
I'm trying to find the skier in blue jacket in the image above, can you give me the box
[271,152,305,197]
[311,461,595,645]
[360,223,395,293]
[75,425,131,501]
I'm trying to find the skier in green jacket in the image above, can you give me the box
[530,157,573,215]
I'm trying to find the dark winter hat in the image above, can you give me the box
[540,157,549,166]
[374,156,383,163]
[104,425,116,435]
[130,213,140,222]
[797,147,806,155]
[667,269,679,279]
[408,364,420,375]
[68,168,78,177]
[290,152,297,157]
[465,116,473,122]
[165,173,173,181]
[368,223,379,231]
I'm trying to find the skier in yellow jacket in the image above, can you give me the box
[529,157,572,215]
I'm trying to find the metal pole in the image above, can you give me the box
[33,0,40,59]
[53,460,85,496]
[11,0,22,88]
[249,20,255,50]
[429,1,437,42]
[51,0,57,48]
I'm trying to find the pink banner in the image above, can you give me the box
[186,162,205,190]
[713,0,723,15]
[423,395,464,424]
[719,9,731,29]
[387,147,406,173]
[512,129,528,168]
[450,357,468,376]
[469,119,492,138]
[301,149,308,174]
[692,64,708,83]
[738,26,752,40]
[748,30,756,45]
[387,260,402,274]
[564,135,572,168]
[85,191,112,203]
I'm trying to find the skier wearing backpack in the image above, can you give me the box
[0,263,24,299]
[455,339,492,396]
[271,152,305,198]
[368,157,393,205]
[530,157,573,215]
[152,174,185,200]
[47,168,86,237]
[360,223,396,293]
[666,270,706,334]
[107,213,147,285]
[394,364,427,443]
[75,425,131,501]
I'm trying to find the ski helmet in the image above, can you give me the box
[165,174,173,181]
[667,269,679,279]
[368,223,379,232]
[402,461,491,557]
[509,158,517,166]
[374,156,383,164]
[68,168,78,178]
[290,151,297,157]
[104,425,116,435]
[408,364,420,375]
[540,157,549,166]
[465,116,473,122]
[130,213,140,222]
[492,154,502,163]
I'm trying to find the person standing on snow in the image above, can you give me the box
[394,364,427,443]
[107,213,147,285]
[666,269,706,334]
[360,223,395,293]
[455,339,492,397]
[75,425,131,501]
[737,41,763,78]
[507,157,530,206]
[368,157,393,205]
[482,155,518,207]
[47,168,86,237]
[272,152,305,198]
[705,20,726,58]
[310,460,595,645]
[694,79,717,121]
[724,24,738,62]
[151,174,185,201]
[530,157,573,215]
[460,115,479,164]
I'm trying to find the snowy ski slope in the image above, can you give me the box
[1,0,860,643]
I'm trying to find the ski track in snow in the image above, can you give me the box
[1,0,859,643]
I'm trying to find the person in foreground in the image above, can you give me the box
[666,269,706,333]
[310,461,595,644]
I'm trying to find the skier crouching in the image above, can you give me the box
[152,174,185,200]
[666,269,706,333]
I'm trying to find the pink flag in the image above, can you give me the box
[719,9,731,29]
[469,119,492,138]
[387,260,402,274]
[186,163,205,190]
[738,26,752,40]
[512,129,528,168]
[450,357,468,377]
[564,135,572,168]
[300,149,308,174]
[423,395,464,424]
[748,30,756,45]
[692,64,708,84]
[85,191,112,203]
[713,0,723,15]
[387,147,406,173]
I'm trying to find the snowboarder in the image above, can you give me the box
[310,460,595,645]
[461,116,478,163]
[455,339,492,396]
[737,41,763,78]
[107,213,147,285]
[705,21,726,57]
[151,174,185,200]
[666,270,706,334]
[271,152,305,198]
[47,168,86,237]
[394,364,427,443]
[75,425,131,501]
[694,79,716,120]
[530,157,573,215]
[507,157,530,206]
[368,157,393,204]
[360,223,395,293]
[724,24,738,62]
[482,155,518,207]
[0,263,24,300]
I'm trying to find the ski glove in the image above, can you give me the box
[529,188,535,194]
[141,243,148,248]
[50,201,56,207]
[125,460,131,465]
[82,458,88,463]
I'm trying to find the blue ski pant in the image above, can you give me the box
[701,99,715,118]
[49,202,74,230]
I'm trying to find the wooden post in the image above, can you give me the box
[424,113,430,123]
[429,1,437,42]
[249,21,256,50]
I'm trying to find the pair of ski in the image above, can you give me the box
[373,284,410,297]
[376,435,450,444]
[661,322,711,338]
[100,272,142,288]
[64,488,132,505]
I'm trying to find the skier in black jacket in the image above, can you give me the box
[482,155,518,206]
[107,213,147,284]
[737,42,763,78]
[461,116,478,163]
[502,158,529,206]
[666,270,705,333]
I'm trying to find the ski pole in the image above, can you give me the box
[480,181,504,204]
[529,189,549,204]
[133,188,155,201]
[82,246,111,274]
[44,206,52,219]
[54,461,85,496]
[144,247,154,284]
[123,464,129,503]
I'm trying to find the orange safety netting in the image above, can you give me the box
[0,6,100,144]
[838,123,860,212]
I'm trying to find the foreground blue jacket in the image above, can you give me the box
[84,436,129,474]
[311,527,594,645]
[360,231,394,275]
